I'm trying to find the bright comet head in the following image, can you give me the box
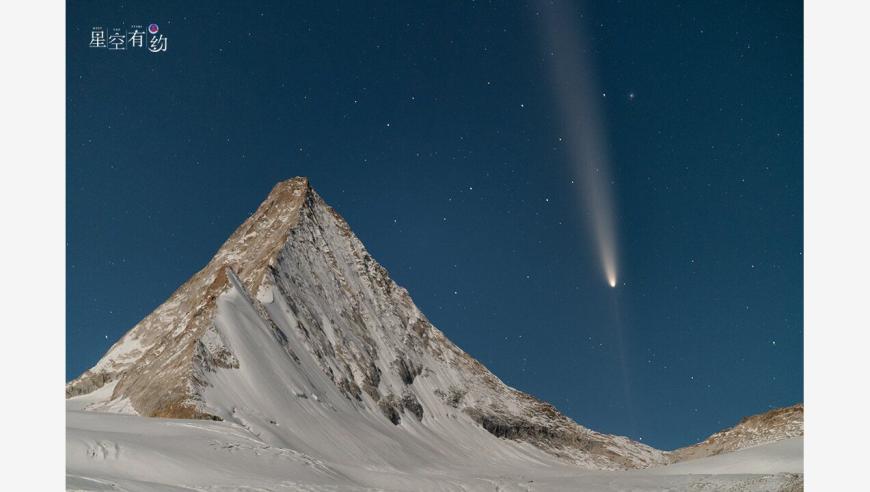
[608,276,617,288]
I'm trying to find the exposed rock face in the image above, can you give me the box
[671,403,804,462]
[67,177,667,470]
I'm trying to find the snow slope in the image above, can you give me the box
[66,405,803,491]
[656,438,803,476]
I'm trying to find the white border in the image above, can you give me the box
[0,1,66,489]
[805,0,870,488]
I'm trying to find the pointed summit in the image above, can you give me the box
[68,179,666,469]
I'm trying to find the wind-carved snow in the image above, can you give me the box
[66,177,803,491]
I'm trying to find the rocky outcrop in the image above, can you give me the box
[401,391,424,421]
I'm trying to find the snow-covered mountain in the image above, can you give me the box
[671,403,804,462]
[67,177,665,471]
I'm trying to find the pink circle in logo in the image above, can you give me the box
[148,23,159,34]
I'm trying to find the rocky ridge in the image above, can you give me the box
[671,403,804,462]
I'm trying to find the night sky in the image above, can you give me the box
[67,1,802,450]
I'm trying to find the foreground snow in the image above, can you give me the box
[67,406,802,492]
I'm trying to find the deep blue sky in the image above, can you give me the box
[67,1,802,450]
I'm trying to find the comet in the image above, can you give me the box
[537,0,635,434]
[537,0,620,289]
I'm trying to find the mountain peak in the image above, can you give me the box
[275,175,310,187]
[67,180,668,470]
[264,176,311,205]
